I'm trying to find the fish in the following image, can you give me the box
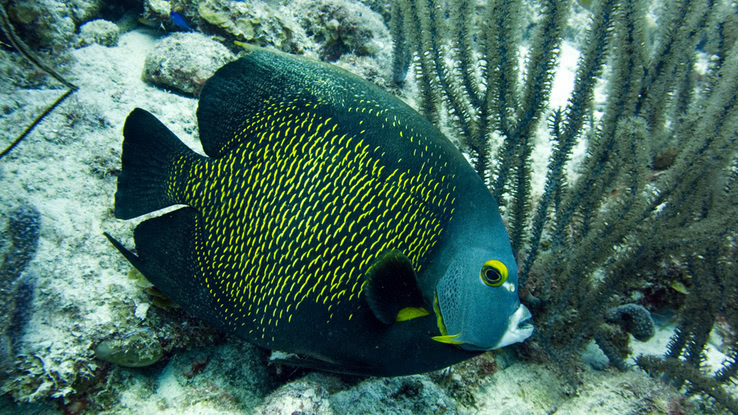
[169,11,193,32]
[105,46,533,376]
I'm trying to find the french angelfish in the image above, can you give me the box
[105,46,533,376]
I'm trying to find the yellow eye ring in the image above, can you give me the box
[480,260,508,287]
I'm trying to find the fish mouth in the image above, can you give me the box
[492,304,534,349]
[516,311,534,332]
[438,304,535,351]
[512,304,534,333]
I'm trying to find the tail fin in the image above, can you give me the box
[115,108,196,219]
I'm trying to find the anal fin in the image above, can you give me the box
[105,207,224,330]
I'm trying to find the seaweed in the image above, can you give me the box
[392,0,738,409]
[0,3,77,160]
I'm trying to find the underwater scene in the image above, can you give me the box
[1,0,737,413]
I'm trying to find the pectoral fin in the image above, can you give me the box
[431,333,464,345]
[362,250,425,325]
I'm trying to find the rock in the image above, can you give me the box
[77,19,120,48]
[143,0,171,21]
[142,33,235,97]
[253,374,335,415]
[154,343,271,410]
[197,0,306,54]
[295,0,388,61]
[6,0,105,50]
[94,328,163,367]
[330,375,457,415]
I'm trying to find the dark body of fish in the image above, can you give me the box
[106,47,517,376]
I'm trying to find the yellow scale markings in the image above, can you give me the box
[180,100,454,332]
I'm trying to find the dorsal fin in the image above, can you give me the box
[362,250,425,325]
[196,47,369,158]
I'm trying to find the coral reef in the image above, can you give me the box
[591,303,656,371]
[1,2,78,160]
[143,0,171,23]
[336,376,455,414]
[254,372,456,415]
[428,352,499,406]
[148,343,273,411]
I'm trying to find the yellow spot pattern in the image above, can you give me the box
[172,98,456,344]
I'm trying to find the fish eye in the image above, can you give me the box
[480,260,508,287]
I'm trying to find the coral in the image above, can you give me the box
[637,355,738,415]
[388,0,411,86]
[142,32,235,97]
[606,303,655,342]
[358,0,393,23]
[589,304,656,371]
[76,19,120,48]
[3,347,98,403]
[114,10,140,35]
[2,0,736,411]
[0,204,41,283]
[149,343,273,411]
[636,243,738,413]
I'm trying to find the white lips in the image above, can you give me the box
[492,304,534,349]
